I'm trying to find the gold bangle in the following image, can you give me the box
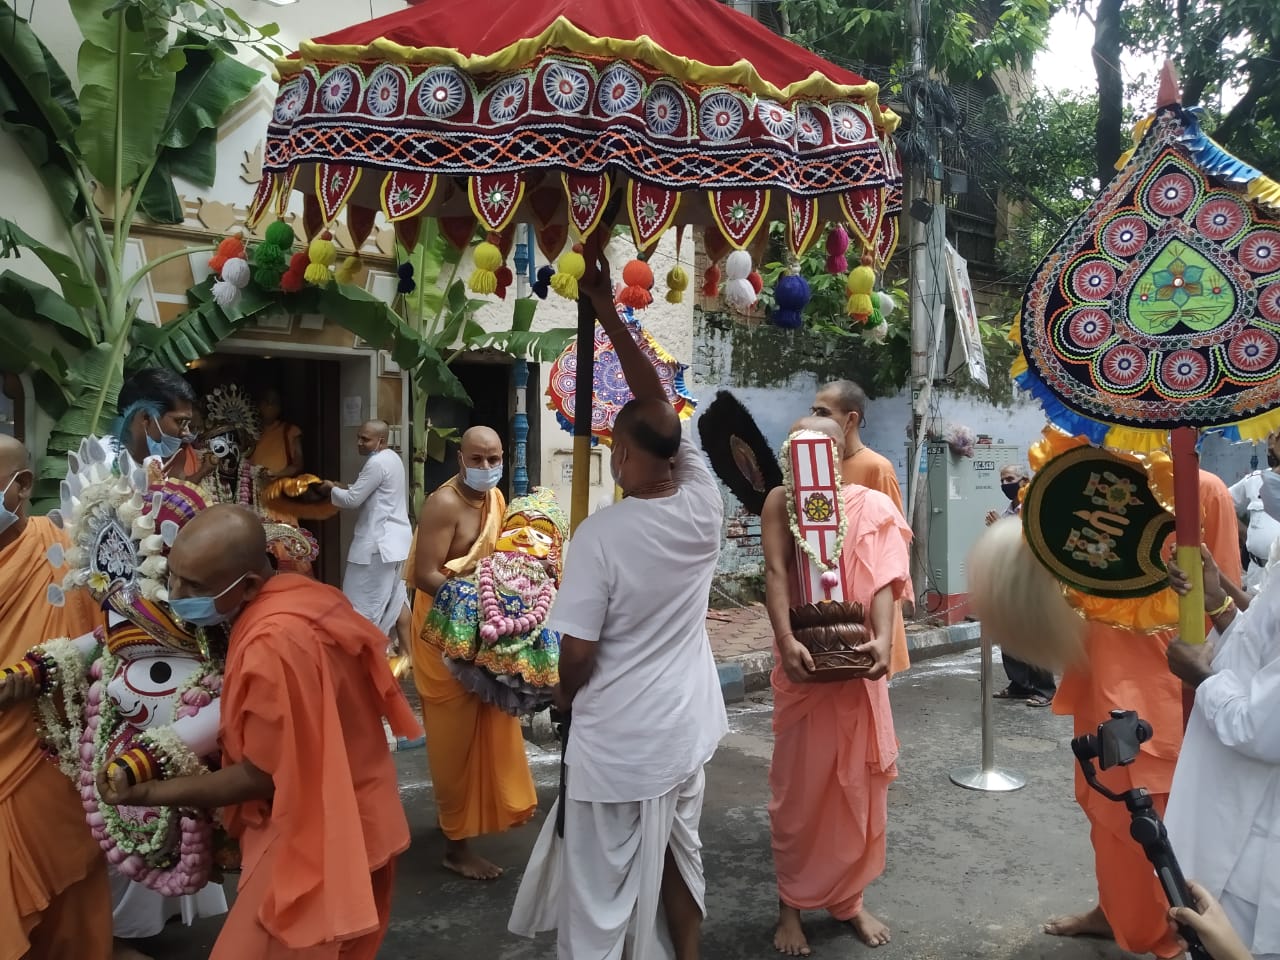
[1207,595,1234,618]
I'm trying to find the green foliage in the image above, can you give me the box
[781,0,1052,81]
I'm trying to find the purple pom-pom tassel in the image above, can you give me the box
[396,261,416,295]
[532,264,554,300]
[772,273,811,329]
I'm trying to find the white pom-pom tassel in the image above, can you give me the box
[139,556,167,579]
[221,257,251,289]
[211,279,240,307]
[723,250,757,310]
[865,320,889,343]
[876,290,896,317]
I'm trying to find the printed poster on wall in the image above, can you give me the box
[944,240,988,388]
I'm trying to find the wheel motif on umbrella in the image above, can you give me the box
[365,66,405,118]
[645,84,684,137]
[273,77,306,125]
[417,66,467,118]
[829,104,868,143]
[1103,216,1148,258]
[699,92,744,142]
[1227,329,1278,374]
[1196,196,1247,243]
[1258,284,1280,323]
[1146,171,1196,217]
[757,100,796,140]
[796,106,824,145]
[1240,230,1280,275]
[1066,308,1113,349]
[597,63,644,115]
[1159,349,1210,393]
[542,63,591,114]
[487,77,529,123]
[319,66,357,113]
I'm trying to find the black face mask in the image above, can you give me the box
[1001,480,1021,501]
[1268,450,1279,469]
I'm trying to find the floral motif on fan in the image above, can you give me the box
[544,305,695,444]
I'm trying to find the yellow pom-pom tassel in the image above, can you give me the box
[665,264,689,304]
[551,245,586,300]
[845,264,876,323]
[335,255,361,286]
[468,240,503,295]
[305,236,336,286]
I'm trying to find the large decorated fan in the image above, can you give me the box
[696,391,782,515]
[545,304,694,444]
[252,0,902,530]
[1013,66,1280,643]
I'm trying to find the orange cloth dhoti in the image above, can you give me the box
[0,517,110,960]
[769,680,897,919]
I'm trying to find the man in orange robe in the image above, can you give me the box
[99,504,421,958]
[812,380,912,677]
[762,419,911,955]
[0,435,112,960]
[1045,469,1243,957]
[405,426,536,880]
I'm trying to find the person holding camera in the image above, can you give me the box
[1164,537,1280,959]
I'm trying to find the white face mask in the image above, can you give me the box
[0,473,20,537]
[464,465,503,492]
[1261,469,1280,522]
[609,447,627,487]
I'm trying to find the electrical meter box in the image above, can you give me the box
[924,443,1022,624]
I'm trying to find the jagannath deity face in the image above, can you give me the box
[495,509,563,562]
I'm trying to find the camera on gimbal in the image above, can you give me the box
[1073,709,1153,770]
[1071,709,1210,959]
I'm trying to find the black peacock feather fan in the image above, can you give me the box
[697,391,783,515]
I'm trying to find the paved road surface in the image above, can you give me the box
[141,650,1141,958]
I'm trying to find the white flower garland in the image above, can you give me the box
[779,434,849,575]
[33,636,92,779]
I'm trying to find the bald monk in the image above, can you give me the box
[811,380,912,676]
[1044,469,1243,957]
[762,418,909,956]
[0,435,112,960]
[407,425,536,880]
[98,504,420,959]
[319,420,413,636]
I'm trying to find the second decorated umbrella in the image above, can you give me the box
[250,0,902,529]
[1013,66,1280,643]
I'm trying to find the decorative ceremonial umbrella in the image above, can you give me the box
[546,304,695,443]
[250,0,902,529]
[1013,66,1280,643]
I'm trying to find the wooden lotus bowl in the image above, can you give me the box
[260,474,338,521]
[789,600,873,681]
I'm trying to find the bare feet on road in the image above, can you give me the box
[1044,904,1114,939]
[773,904,811,956]
[851,909,892,947]
[442,839,503,881]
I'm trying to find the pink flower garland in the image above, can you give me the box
[79,676,213,897]
[477,553,555,643]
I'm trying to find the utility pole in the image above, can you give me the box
[905,0,938,613]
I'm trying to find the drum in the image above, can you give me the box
[788,600,873,681]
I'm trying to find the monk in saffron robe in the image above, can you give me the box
[762,419,910,956]
[812,380,912,677]
[99,504,420,958]
[0,435,112,960]
[1045,469,1242,957]
[408,425,536,880]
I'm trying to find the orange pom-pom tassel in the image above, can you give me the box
[747,271,763,294]
[616,259,655,309]
[702,264,721,298]
[208,236,245,274]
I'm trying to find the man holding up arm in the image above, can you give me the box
[510,253,727,960]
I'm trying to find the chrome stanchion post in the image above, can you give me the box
[950,632,1026,792]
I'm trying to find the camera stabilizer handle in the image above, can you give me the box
[1072,741,1212,960]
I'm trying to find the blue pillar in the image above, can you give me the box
[512,227,534,496]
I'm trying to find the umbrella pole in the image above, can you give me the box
[570,294,594,532]
[1171,426,1205,646]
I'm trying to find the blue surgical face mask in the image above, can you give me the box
[464,464,503,492]
[0,473,21,537]
[145,417,184,459]
[1261,469,1280,523]
[169,573,248,627]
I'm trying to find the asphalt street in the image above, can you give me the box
[140,650,1141,959]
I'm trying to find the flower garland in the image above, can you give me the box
[779,434,849,589]
[477,553,556,642]
[32,636,93,779]
[80,650,216,896]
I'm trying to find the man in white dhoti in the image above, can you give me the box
[320,420,412,635]
[509,256,727,960]
[1165,509,1280,960]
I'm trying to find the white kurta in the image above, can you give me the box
[1166,570,1280,958]
[509,768,708,960]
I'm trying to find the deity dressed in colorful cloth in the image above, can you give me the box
[0,436,309,896]
[422,487,569,715]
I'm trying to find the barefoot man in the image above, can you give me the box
[99,504,420,958]
[0,435,112,960]
[1044,469,1242,956]
[509,255,727,958]
[811,380,912,676]
[761,418,908,955]
[409,425,536,880]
